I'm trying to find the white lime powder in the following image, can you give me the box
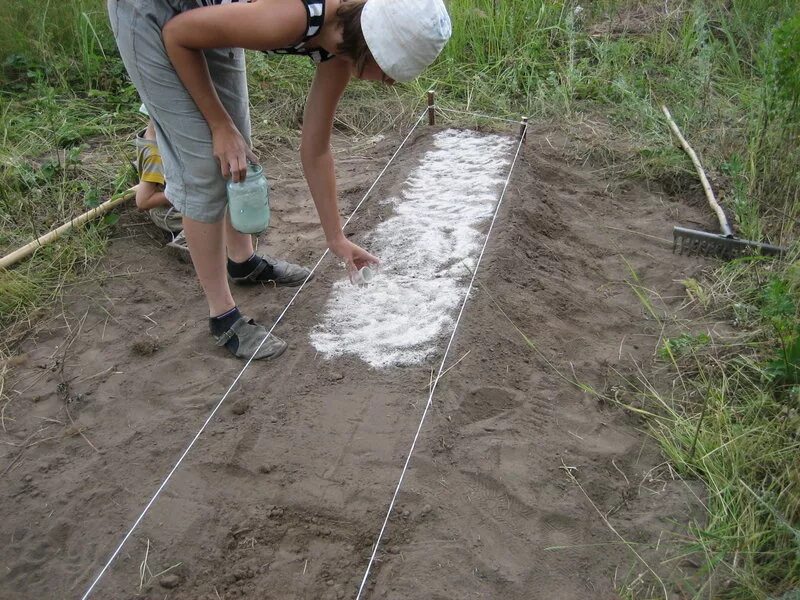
[310,129,514,368]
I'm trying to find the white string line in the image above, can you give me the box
[355,121,529,600]
[434,105,526,126]
[79,108,429,600]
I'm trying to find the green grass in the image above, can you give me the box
[621,256,800,598]
[0,0,115,90]
[0,83,138,339]
[0,1,798,596]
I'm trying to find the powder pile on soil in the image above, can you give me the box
[311,129,513,367]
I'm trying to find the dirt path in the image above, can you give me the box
[1,126,706,599]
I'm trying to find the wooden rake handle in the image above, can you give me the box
[661,105,733,238]
[0,186,137,270]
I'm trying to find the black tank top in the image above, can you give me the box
[194,0,334,63]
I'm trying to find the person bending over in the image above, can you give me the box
[108,0,451,360]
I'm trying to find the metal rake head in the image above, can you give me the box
[673,226,786,259]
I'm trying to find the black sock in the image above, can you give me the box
[227,253,262,278]
[210,306,242,355]
[210,306,241,336]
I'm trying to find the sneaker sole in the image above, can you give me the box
[166,241,191,264]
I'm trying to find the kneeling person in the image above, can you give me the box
[135,117,184,237]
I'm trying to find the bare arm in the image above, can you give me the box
[300,58,350,244]
[301,58,379,272]
[161,0,305,180]
[135,182,170,211]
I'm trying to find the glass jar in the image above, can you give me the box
[352,266,375,286]
[226,163,270,234]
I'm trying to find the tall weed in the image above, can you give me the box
[0,0,112,90]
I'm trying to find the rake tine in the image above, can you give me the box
[672,226,787,260]
[663,107,788,262]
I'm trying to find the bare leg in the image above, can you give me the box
[144,119,157,141]
[224,212,255,263]
[183,216,236,317]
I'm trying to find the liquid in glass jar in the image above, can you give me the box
[227,163,270,234]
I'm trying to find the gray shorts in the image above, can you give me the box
[108,0,251,223]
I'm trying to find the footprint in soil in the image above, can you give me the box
[457,386,520,425]
[231,399,250,415]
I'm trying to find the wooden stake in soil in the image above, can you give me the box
[427,90,435,126]
[518,117,529,141]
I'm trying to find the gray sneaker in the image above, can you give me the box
[166,230,190,261]
[229,254,313,287]
[149,206,183,233]
[214,315,287,360]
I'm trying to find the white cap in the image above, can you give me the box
[361,0,452,83]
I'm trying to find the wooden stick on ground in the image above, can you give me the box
[661,105,732,237]
[0,186,137,270]
[518,116,529,141]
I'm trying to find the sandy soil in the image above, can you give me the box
[1,125,708,600]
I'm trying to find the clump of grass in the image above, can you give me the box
[0,0,138,341]
[0,0,115,90]
[0,225,113,344]
[621,253,800,599]
[0,87,136,343]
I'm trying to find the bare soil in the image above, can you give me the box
[1,125,708,599]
